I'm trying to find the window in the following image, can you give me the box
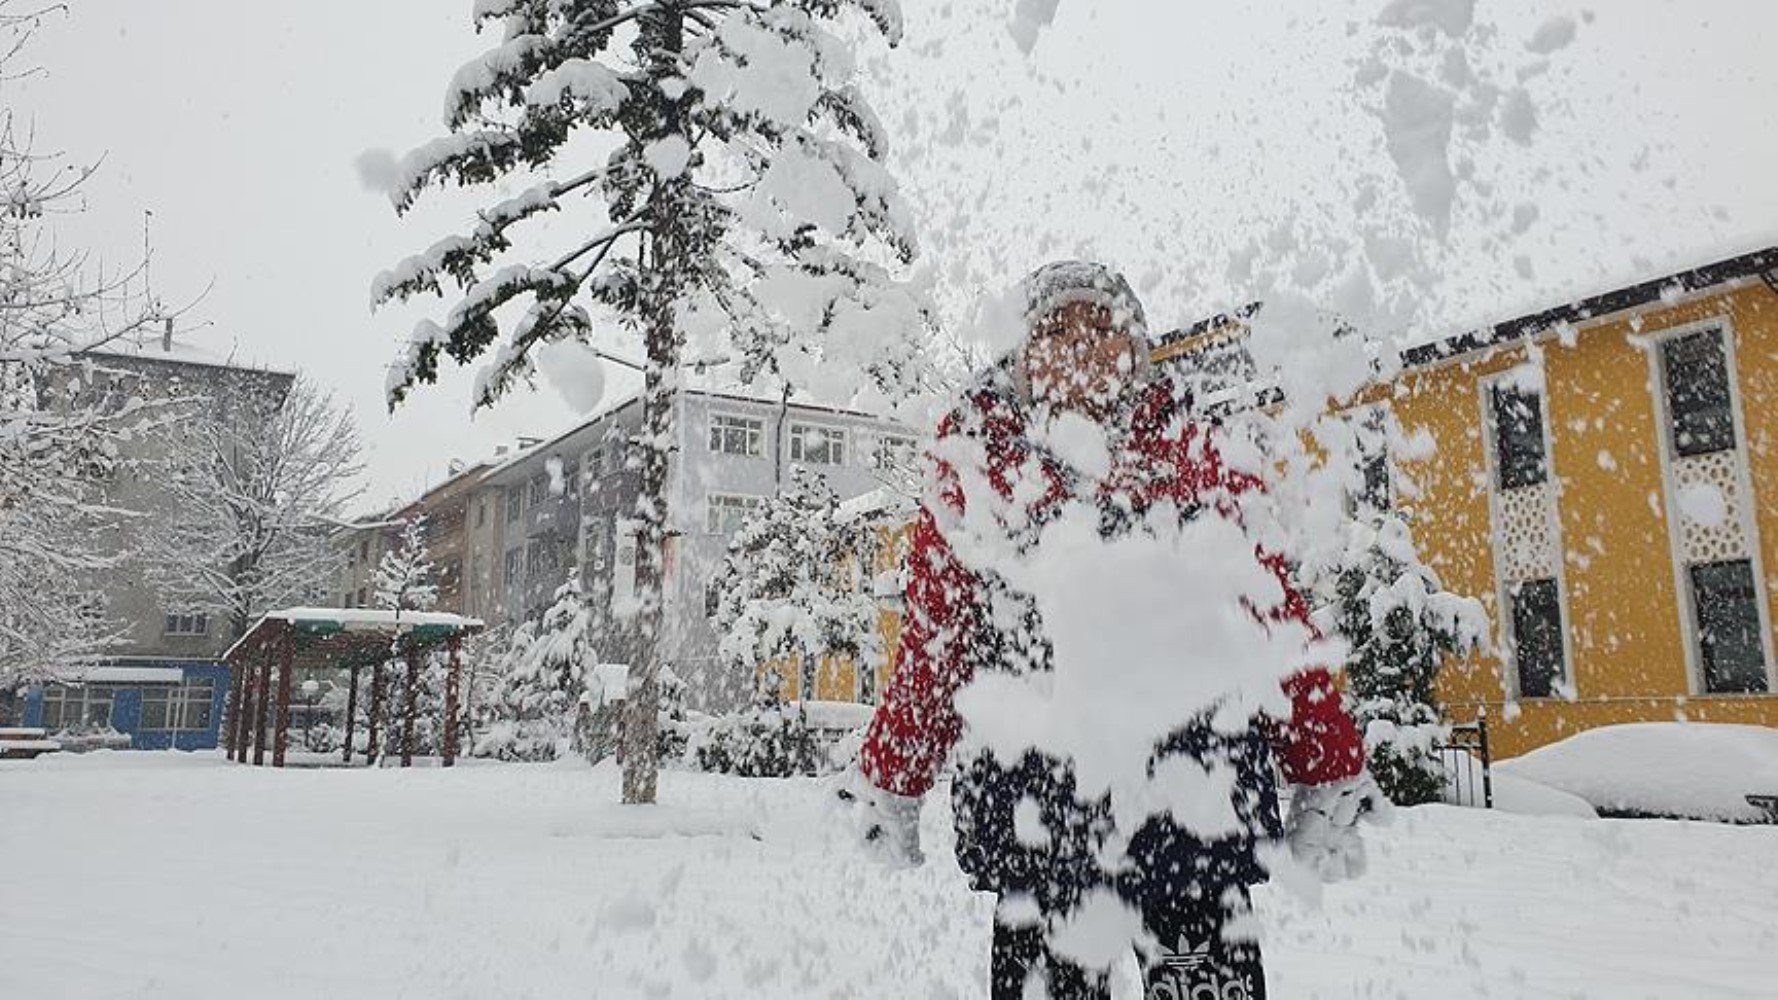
[529,473,550,506]
[141,679,215,732]
[1690,560,1768,694]
[163,612,209,636]
[1509,578,1564,698]
[709,414,765,457]
[356,587,367,607]
[705,579,723,620]
[707,493,763,535]
[871,434,917,471]
[790,423,845,466]
[506,486,523,523]
[562,459,580,498]
[609,437,626,473]
[587,446,604,480]
[504,548,522,586]
[1661,329,1737,457]
[359,539,371,562]
[40,684,118,731]
[1490,385,1547,490]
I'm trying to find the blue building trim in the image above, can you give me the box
[22,660,231,751]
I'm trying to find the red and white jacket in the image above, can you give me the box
[859,376,1365,800]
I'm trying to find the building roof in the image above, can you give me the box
[223,607,484,668]
[82,331,296,379]
[1153,246,1778,375]
[1398,245,1778,369]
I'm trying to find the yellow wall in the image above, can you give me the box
[1394,280,1778,757]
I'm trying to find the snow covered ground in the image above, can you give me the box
[3,752,1774,999]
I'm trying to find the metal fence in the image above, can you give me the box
[1436,717,1494,809]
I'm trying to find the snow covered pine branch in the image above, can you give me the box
[371,0,925,803]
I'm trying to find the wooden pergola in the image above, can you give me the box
[222,608,483,768]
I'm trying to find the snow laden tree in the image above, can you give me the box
[1319,503,1488,806]
[483,570,599,761]
[146,376,363,641]
[373,515,440,612]
[0,8,175,692]
[368,514,444,759]
[709,466,881,704]
[372,0,925,802]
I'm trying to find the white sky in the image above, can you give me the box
[12,0,1778,506]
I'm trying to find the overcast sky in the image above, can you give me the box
[12,0,1778,507]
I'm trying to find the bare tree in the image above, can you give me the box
[0,5,180,691]
[146,376,364,640]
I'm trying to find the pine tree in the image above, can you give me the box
[709,466,881,704]
[373,515,440,613]
[372,0,925,802]
[1328,511,1488,805]
[483,571,598,761]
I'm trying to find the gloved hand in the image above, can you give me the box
[834,767,924,867]
[1285,770,1391,882]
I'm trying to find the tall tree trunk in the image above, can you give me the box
[620,8,686,806]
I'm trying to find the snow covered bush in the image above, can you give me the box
[1315,502,1487,806]
[708,467,882,703]
[685,692,822,778]
[478,572,597,762]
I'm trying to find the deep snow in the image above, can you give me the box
[3,752,1774,999]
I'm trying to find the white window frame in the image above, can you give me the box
[706,492,764,535]
[1477,367,1575,700]
[870,433,918,472]
[1643,316,1776,696]
[789,422,846,466]
[708,412,766,458]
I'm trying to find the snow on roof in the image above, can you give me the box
[837,487,915,522]
[84,332,295,378]
[50,666,184,685]
[267,607,484,630]
[795,699,877,731]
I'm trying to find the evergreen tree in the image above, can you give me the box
[709,466,881,704]
[373,515,439,612]
[367,515,443,761]
[1327,511,1488,805]
[372,0,925,803]
[482,571,598,761]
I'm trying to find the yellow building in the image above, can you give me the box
[1157,247,1778,758]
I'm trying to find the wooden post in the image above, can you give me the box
[225,655,246,761]
[442,636,462,767]
[342,662,360,766]
[400,645,421,768]
[366,662,384,763]
[272,629,295,768]
[238,647,258,762]
[252,633,274,766]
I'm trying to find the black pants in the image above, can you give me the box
[990,898,1266,1000]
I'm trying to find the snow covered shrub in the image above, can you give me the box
[708,468,883,702]
[686,694,822,778]
[1324,512,1487,805]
